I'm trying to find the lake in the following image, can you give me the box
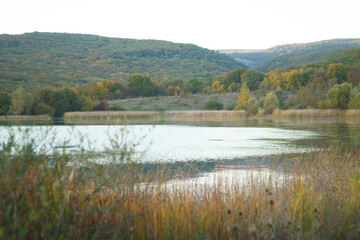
[1,119,359,185]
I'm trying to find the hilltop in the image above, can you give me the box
[0,32,245,91]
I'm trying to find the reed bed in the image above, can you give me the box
[272,109,360,119]
[164,110,247,121]
[0,129,359,239]
[64,111,162,121]
[0,115,50,121]
[64,110,248,124]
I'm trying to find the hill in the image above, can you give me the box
[254,48,349,72]
[0,32,245,91]
[220,38,360,70]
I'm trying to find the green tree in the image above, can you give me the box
[221,68,247,90]
[326,82,352,109]
[187,78,203,94]
[241,69,264,91]
[326,63,347,84]
[33,87,57,108]
[274,89,287,109]
[128,74,155,97]
[0,91,11,115]
[24,93,34,115]
[52,88,80,117]
[264,91,279,114]
[9,88,26,115]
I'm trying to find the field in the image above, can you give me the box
[108,92,239,111]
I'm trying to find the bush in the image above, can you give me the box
[348,91,360,109]
[202,100,223,110]
[34,102,55,116]
[243,97,259,116]
[95,99,109,111]
[327,82,352,109]
[264,91,279,114]
[226,103,236,110]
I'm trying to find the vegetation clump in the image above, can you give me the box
[202,100,224,110]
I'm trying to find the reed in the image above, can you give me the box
[0,115,51,121]
[1,129,359,239]
[64,110,247,123]
[272,109,360,119]
[164,110,247,121]
[64,111,163,123]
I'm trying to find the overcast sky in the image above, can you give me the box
[1,0,360,50]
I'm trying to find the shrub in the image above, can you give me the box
[348,91,360,109]
[327,82,352,109]
[79,97,94,111]
[34,102,55,116]
[95,99,109,111]
[243,97,259,116]
[202,100,223,110]
[264,91,279,114]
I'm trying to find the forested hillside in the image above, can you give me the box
[0,32,245,91]
[221,38,360,69]
[254,49,348,72]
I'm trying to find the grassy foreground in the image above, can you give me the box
[0,130,360,239]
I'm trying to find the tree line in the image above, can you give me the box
[1,47,359,116]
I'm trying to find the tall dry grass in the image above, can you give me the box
[64,110,247,124]
[1,129,359,239]
[164,110,246,121]
[0,115,50,121]
[273,109,360,119]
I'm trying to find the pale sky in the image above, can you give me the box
[1,0,360,50]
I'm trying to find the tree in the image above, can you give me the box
[221,68,247,89]
[24,93,34,115]
[326,63,347,84]
[243,97,259,116]
[33,87,57,108]
[348,90,360,109]
[263,91,279,114]
[104,80,125,99]
[51,88,80,117]
[187,78,203,94]
[0,91,11,115]
[327,82,352,109]
[241,69,264,91]
[128,74,155,97]
[87,82,108,100]
[79,97,94,111]
[9,88,26,115]
[237,83,250,105]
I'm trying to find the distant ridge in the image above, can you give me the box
[220,38,360,70]
[0,32,245,91]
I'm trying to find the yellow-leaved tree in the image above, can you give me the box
[237,83,250,105]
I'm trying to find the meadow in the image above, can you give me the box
[0,126,359,239]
